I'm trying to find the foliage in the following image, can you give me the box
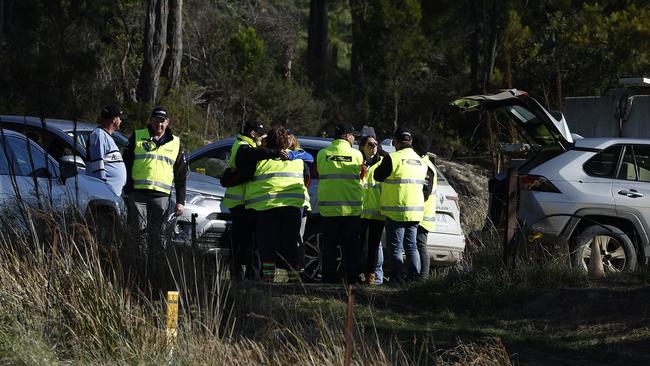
[230,26,267,84]
[1,0,650,159]
[356,0,428,130]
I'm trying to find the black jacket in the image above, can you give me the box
[123,126,187,205]
[227,146,311,187]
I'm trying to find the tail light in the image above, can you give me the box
[445,195,459,202]
[519,174,561,193]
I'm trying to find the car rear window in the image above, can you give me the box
[584,146,621,178]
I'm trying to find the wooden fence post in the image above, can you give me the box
[503,167,519,269]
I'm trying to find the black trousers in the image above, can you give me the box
[322,216,361,283]
[127,192,170,292]
[360,218,385,274]
[229,205,261,280]
[416,226,430,278]
[255,206,303,269]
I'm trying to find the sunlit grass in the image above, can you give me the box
[0,212,513,365]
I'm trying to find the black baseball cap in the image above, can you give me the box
[394,126,413,142]
[334,123,358,136]
[242,120,265,134]
[151,106,169,119]
[100,105,127,120]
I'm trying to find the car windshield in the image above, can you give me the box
[435,167,448,183]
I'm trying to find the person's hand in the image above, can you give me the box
[175,203,184,216]
[279,150,289,160]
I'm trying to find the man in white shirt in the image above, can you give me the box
[86,105,127,196]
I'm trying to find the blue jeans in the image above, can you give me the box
[385,218,420,283]
[375,244,384,285]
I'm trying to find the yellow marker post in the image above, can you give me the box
[166,291,179,358]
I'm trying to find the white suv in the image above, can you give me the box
[453,89,648,271]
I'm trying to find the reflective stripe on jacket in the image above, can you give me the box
[380,147,428,222]
[361,156,384,221]
[419,156,438,232]
[131,129,180,194]
[244,156,307,211]
[223,134,255,208]
[316,139,363,217]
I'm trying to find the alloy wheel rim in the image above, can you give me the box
[581,235,627,272]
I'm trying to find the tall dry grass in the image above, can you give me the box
[0,211,513,365]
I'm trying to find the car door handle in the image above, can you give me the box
[618,189,644,198]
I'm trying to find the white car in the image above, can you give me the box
[453,89,649,272]
[428,167,465,266]
[172,136,466,280]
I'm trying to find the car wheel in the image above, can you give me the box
[571,224,637,272]
[303,227,324,282]
[86,208,115,243]
[303,223,342,282]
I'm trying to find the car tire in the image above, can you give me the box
[86,207,119,247]
[303,222,324,282]
[302,220,342,282]
[571,224,637,272]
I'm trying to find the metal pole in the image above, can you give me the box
[191,213,198,254]
[344,284,354,366]
[166,290,179,364]
[191,212,199,285]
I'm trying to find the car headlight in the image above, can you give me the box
[185,190,203,205]
[184,190,221,206]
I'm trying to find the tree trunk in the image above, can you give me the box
[482,0,498,92]
[307,0,328,96]
[116,0,136,102]
[540,78,551,109]
[283,47,293,79]
[204,102,210,141]
[137,0,169,104]
[393,88,399,132]
[555,62,563,111]
[350,0,363,89]
[167,0,182,91]
[120,38,136,102]
[468,0,480,94]
[505,52,512,88]
[0,0,4,51]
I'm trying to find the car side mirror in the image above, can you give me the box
[59,160,78,183]
[60,155,86,168]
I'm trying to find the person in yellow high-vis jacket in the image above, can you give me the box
[412,135,437,279]
[358,134,387,285]
[123,106,186,290]
[245,126,310,282]
[374,127,431,284]
[316,123,364,283]
[224,120,286,281]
